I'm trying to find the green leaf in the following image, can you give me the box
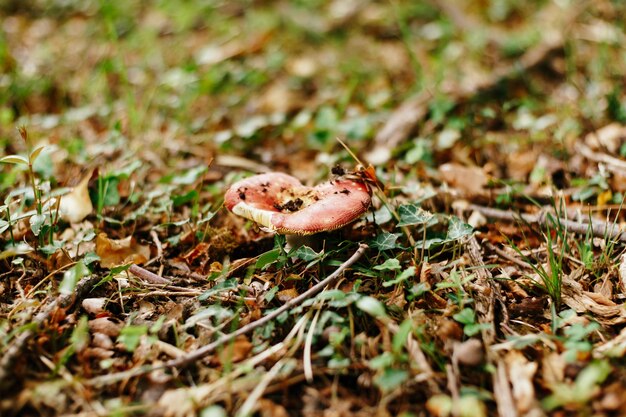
[374,368,409,392]
[59,261,90,295]
[374,258,401,271]
[453,308,475,325]
[198,278,238,301]
[292,245,321,262]
[171,165,207,185]
[393,319,413,354]
[256,248,280,270]
[70,316,90,352]
[383,266,416,287]
[171,190,199,207]
[369,351,394,370]
[464,323,491,337]
[82,252,100,266]
[397,204,434,227]
[0,219,9,234]
[445,216,473,241]
[574,360,611,394]
[371,232,402,251]
[0,155,29,165]
[117,324,148,352]
[356,296,388,319]
[264,285,279,303]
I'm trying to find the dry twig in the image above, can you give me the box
[467,204,626,242]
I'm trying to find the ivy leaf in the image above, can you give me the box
[397,204,434,227]
[292,245,321,262]
[453,308,475,325]
[370,232,402,251]
[374,258,401,271]
[445,216,473,241]
[356,296,388,319]
[256,248,280,270]
[383,266,416,287]
[392,319,413,354]
[29,213,46,236]
[374,368,409,392]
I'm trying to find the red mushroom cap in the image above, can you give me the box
[224,172,372,235]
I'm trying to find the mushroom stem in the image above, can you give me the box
[285,234,321,253]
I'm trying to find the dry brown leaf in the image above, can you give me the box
[541,351,565,387]
[505,351,539,414]
[217,335,253,365]
[257,398,290,417]
[439,163,488,196]
[453,339,483,366]
[561,271,626,324]
[88,317,122,337]
[95,233,150,268]
[506,150,541,181]
[277,288,299,303]
[585,123,626,154]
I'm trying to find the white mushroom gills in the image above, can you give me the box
[232,202,276,231]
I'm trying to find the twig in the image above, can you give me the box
[484,242,533,270]
[577,142,626,176]
[465,236,518,417]
[467,204,626,242]
[128,264,171,285]
[87,244,368,386]
[0,274,100,393]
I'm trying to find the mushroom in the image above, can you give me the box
[224,172,372,248]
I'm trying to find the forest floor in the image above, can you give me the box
[2,1,626,416]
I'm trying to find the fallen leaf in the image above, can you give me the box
[439,163,488,196]
[88,317,122,337]
[506,350,539,414]
[217,335,253,365]
[96,233,150,268]
[277,288,299,303]
[585,123,626,154]
[59,172,93,223]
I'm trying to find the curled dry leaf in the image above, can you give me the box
[95,233,151,269]
[59,172,93,223]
